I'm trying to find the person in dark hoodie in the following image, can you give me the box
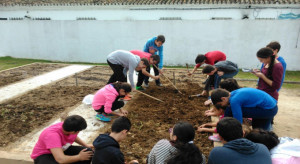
[92,116,138,164]
[208,117,272,164]
[200,60,238,96]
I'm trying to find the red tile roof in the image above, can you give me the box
[0,0,299,5]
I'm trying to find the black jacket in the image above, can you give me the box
[92,134,124,164]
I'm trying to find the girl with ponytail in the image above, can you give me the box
[253,47,283,100]
[147,122,206,164]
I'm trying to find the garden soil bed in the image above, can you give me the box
[0,64,213,163]
[0,63,68,88]
[104,70,213,163]
[0,65,111,147]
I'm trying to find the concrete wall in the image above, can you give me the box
[0,20,300,70]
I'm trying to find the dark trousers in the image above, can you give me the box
[225,105,278,130]
[144,64,160,84]
[136,70,146,87]
[34,146,92,164]
[214,70,239,89]
[107,60,127,84]
[95,97,124,114]
[204,75,215,91]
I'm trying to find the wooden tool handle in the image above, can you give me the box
[135,90,164,102]
[153,65,183,94]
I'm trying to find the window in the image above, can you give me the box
[159,17,182,20]
[76,17,96,20]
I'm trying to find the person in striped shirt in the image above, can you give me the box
[147,122,206,164]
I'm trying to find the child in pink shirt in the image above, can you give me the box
[130,50,161,90]
[31,115,93,164]
[92,82,132,122]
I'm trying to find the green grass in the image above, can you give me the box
[235,69,300,82]
[0,56,53,71]
[281,83,300,89]
[0,56,105,71]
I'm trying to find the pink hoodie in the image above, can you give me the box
[92,84,119,113]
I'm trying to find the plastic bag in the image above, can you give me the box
[82,94,94,105]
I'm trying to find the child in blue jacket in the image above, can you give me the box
[143,35,165,87]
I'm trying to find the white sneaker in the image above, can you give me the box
[156,83,163,87]
[144,83,149,88]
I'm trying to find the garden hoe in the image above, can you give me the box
[188,94,204,100]
[153,65,183,94]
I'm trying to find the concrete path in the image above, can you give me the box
[0,65,93,103]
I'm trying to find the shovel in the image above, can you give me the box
[188,94,204,100]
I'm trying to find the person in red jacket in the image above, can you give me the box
[188,51,226,76]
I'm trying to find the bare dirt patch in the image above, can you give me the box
[0,63,68,88]
[91,69,213,163]
[1,64,298,164]
[0,65,111,147]
[120,82,213,163]
[0,65,214,163]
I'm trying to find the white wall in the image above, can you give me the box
[0,20,299,70]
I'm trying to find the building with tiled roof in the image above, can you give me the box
[0,0,299,5]
[0,0,299,20]
[0,0,299,70]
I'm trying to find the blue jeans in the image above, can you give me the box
[225,105,278,130]
[214,70,239,89]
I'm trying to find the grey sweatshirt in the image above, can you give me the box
[215,60,238,73]
[107,50,140,88]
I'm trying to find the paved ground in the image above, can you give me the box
[0,65,93,103]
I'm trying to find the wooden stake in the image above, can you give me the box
[135,90,164,103]
[186,63,189,71]
[153,65,183,94]
[75,73,78,86]
[173,72,175,85]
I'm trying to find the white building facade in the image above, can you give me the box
[0,2,300,70]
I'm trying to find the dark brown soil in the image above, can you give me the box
[0,65,111,147]
[118,70,213,163]
[0,64,213,163]
[0,63,68,88]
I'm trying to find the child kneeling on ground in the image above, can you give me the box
[31,115,94,164]
[92,82,131,122]
[148,122,206,164]
[198,106,224,142]
[92,116,139,164]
